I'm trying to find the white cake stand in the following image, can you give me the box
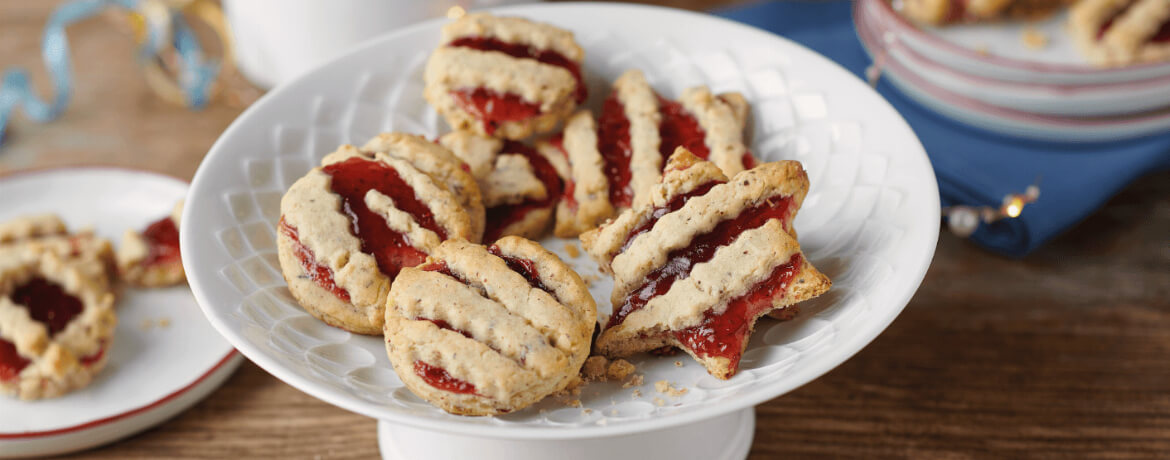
[181,4,939,458]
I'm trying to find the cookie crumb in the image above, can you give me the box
[974,44,990,56]
[653,397,666,406]
[565,399,582,408]
[564,243,580,258]
[583,408,593,414]
[582,356,608,380]
[622,374,644,388]
[674,360,683,367]
[158,317,171,328]
[655,380,688,397]
[1022,28,1048,50]
[606,359,635,380]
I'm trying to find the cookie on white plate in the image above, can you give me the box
[384,237,595,416]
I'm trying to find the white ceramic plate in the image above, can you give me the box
[859,0,1170,117]
[872,0,1170,84]
[183,3,939,440]
[857,8,1170,142]
[0,168,242,458]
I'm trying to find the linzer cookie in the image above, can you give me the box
[1070,0,1170,67]
[424,13,585,140]
[0,246,117,400]
[581,148,829,380]
[439,131,562,242]
[557,69,756,218]
[536,111,615,237]
[117,201,185,287]
[277,133,484,335]
[384,237,595,416]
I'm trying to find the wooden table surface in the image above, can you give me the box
[2,1,1168,458]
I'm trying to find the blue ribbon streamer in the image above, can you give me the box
[0,0,220,146]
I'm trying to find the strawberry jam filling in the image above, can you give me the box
[742,152,757,170]
[547,135,578,211]
[80,343,106,367]
[451,88,543,136]
[619,180,725,254]
[420,318,472,339]
[598,92,635,208]
[449,36,586,103]
[140,216,180,266]
[607,194,795,329]
[487,244,554,296]
[0,339,29,381]
[324,157,443,280]
[414,360,478,395]
[658,96,710,161]
[674,253,802,373]
[13,277,84,336]
[483,141,563,242]
[279,217,351,302]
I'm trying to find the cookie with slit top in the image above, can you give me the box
[535,110,616,238]
[898,0,1075,25]
[594,69,757,212]
[384,236,596,416]
[424,12,585,140]
[277,133,484,335]
[580,148,830,380]
[0,246,117,400]
[117,201,185,287]
[439,130,562,242]
[1070,0,1170,67]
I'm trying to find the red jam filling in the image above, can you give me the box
[414,360,478,395]
[279,217,351,302]
[741,152,757,170]
[483,141,563,243]
[487,244,554,296]
[0,339,29,381]
[140,215,181,266]
[658,96,710,161]
[945,0,968,23]
[673,253,802,374]
[323,157,442,280]
[451,88,543,136]
[420,318,472,339]
[449,36,586,103]
[548,135,578,212]
[598,92,635,208]
[80,344,106,367]
[619,180,725,254]
[12,277,84,336]
[607,195,795,329]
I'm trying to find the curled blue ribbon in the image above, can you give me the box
[0,0,220,146]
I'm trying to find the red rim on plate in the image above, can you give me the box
[869,0,1170,75]
[856,2,1170,127]
[0,166,239,440]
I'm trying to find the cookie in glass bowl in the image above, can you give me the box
[424,12,586,140]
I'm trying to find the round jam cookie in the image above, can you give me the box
[535,111,615,237]
[1071,0,1170,67]
[384,237,596,416]
[424,13,585,140]
[117,201,185,287]
[580,148,830,380]
[277,136,483,335]
[439,131,563,242]
[0,248,116,400]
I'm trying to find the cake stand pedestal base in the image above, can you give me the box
[378,407,755,460]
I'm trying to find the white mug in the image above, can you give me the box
[224,0,533,89]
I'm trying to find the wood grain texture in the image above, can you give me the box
[1,0,1167,458]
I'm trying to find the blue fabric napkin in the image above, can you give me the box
[715,1,1170,257]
